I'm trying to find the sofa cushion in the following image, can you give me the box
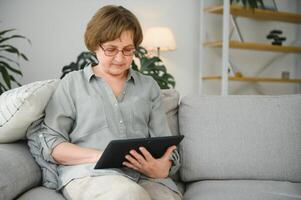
[179,95,301,182]
[0,142,41,200]
[0,79,59,143]
[184,180,301,200]
[17,186,65,200]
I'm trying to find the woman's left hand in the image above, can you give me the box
[122,145,176,179]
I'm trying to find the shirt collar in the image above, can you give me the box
[127,67,137,84]
[84,64,137,84]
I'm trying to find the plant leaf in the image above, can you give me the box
[0,44,29,61]
[0,82,8,94]
[0,44,21,55]
[0,29,16,37]
[0,34,31,44]
[20,53,29,61]
[9,75,22,86]
[0,61,22,75]
[0,55,20,67]
[0,28,29,91]
[0,66,12,89]
[131,60,139,71]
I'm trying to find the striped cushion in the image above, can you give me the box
[0,80,59,143]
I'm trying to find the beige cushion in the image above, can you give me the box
[0,80,59,143]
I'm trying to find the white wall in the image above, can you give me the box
[201,0,301,95]
[0,0,200,96]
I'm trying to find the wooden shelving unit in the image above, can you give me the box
[204,40,301,54]
[204,4,301,24]
[200,3,301,90]
[203,76,301,83]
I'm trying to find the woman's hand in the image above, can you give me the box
[122,145,176,179]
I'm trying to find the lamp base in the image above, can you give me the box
[157,47,160,58]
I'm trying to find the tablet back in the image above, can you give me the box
[94,135,184,169]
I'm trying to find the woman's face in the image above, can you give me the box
[95,30,135,77]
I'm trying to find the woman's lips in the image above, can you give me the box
[112,63,125,67]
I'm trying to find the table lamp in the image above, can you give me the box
[142,27,176,57]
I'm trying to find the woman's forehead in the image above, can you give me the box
[103,31,134,46]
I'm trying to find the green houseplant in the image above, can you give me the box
[0,28,30,94]
[230,0,265,9]
[61,46,175,89]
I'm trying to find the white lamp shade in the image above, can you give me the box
[142,27,176,52]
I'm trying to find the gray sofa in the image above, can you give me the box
[1,90,301,200]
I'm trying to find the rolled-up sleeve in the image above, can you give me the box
[41,78,75,163]
[148,80,181,176]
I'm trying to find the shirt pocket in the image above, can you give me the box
[72,96,108,140]
[131,97,151,134]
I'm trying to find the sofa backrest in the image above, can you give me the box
[179,94,301,183]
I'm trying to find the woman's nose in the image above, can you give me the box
[114,51,126,61]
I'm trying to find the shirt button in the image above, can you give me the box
[114,103,118,106]
[123,91,126,94]
[119,120,123,124]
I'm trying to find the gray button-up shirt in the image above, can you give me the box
[40,65,180,194]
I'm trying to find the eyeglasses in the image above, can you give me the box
[99,45,136,57]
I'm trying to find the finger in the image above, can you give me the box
[125,154,142,169]
[139,147,154,161]
[129,150,147,165]
[162,145,177,160]
[122,161,139,171]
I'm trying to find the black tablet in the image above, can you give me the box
[94,135,184,169]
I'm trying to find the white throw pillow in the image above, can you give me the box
[0,79,59,143]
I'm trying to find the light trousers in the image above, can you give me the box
[62,175,182,200]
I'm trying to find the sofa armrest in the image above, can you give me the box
[0,141,41,200]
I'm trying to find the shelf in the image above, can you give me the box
[204,40,301,54]
[202,76,301,83]
[204,5,301,24]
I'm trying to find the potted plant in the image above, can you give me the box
[230,0,265,9]
[61,46,175,89]
[0,28,30,94]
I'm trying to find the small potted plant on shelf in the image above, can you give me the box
[230,0,265,10]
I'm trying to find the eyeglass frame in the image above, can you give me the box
[99,45,136,57]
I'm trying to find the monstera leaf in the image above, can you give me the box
[61,46,175,89]
[61,52,98,78]
[132,47,175,89]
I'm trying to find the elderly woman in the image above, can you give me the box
[30,5,181,200]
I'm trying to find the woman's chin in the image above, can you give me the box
[110,68,128,76]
